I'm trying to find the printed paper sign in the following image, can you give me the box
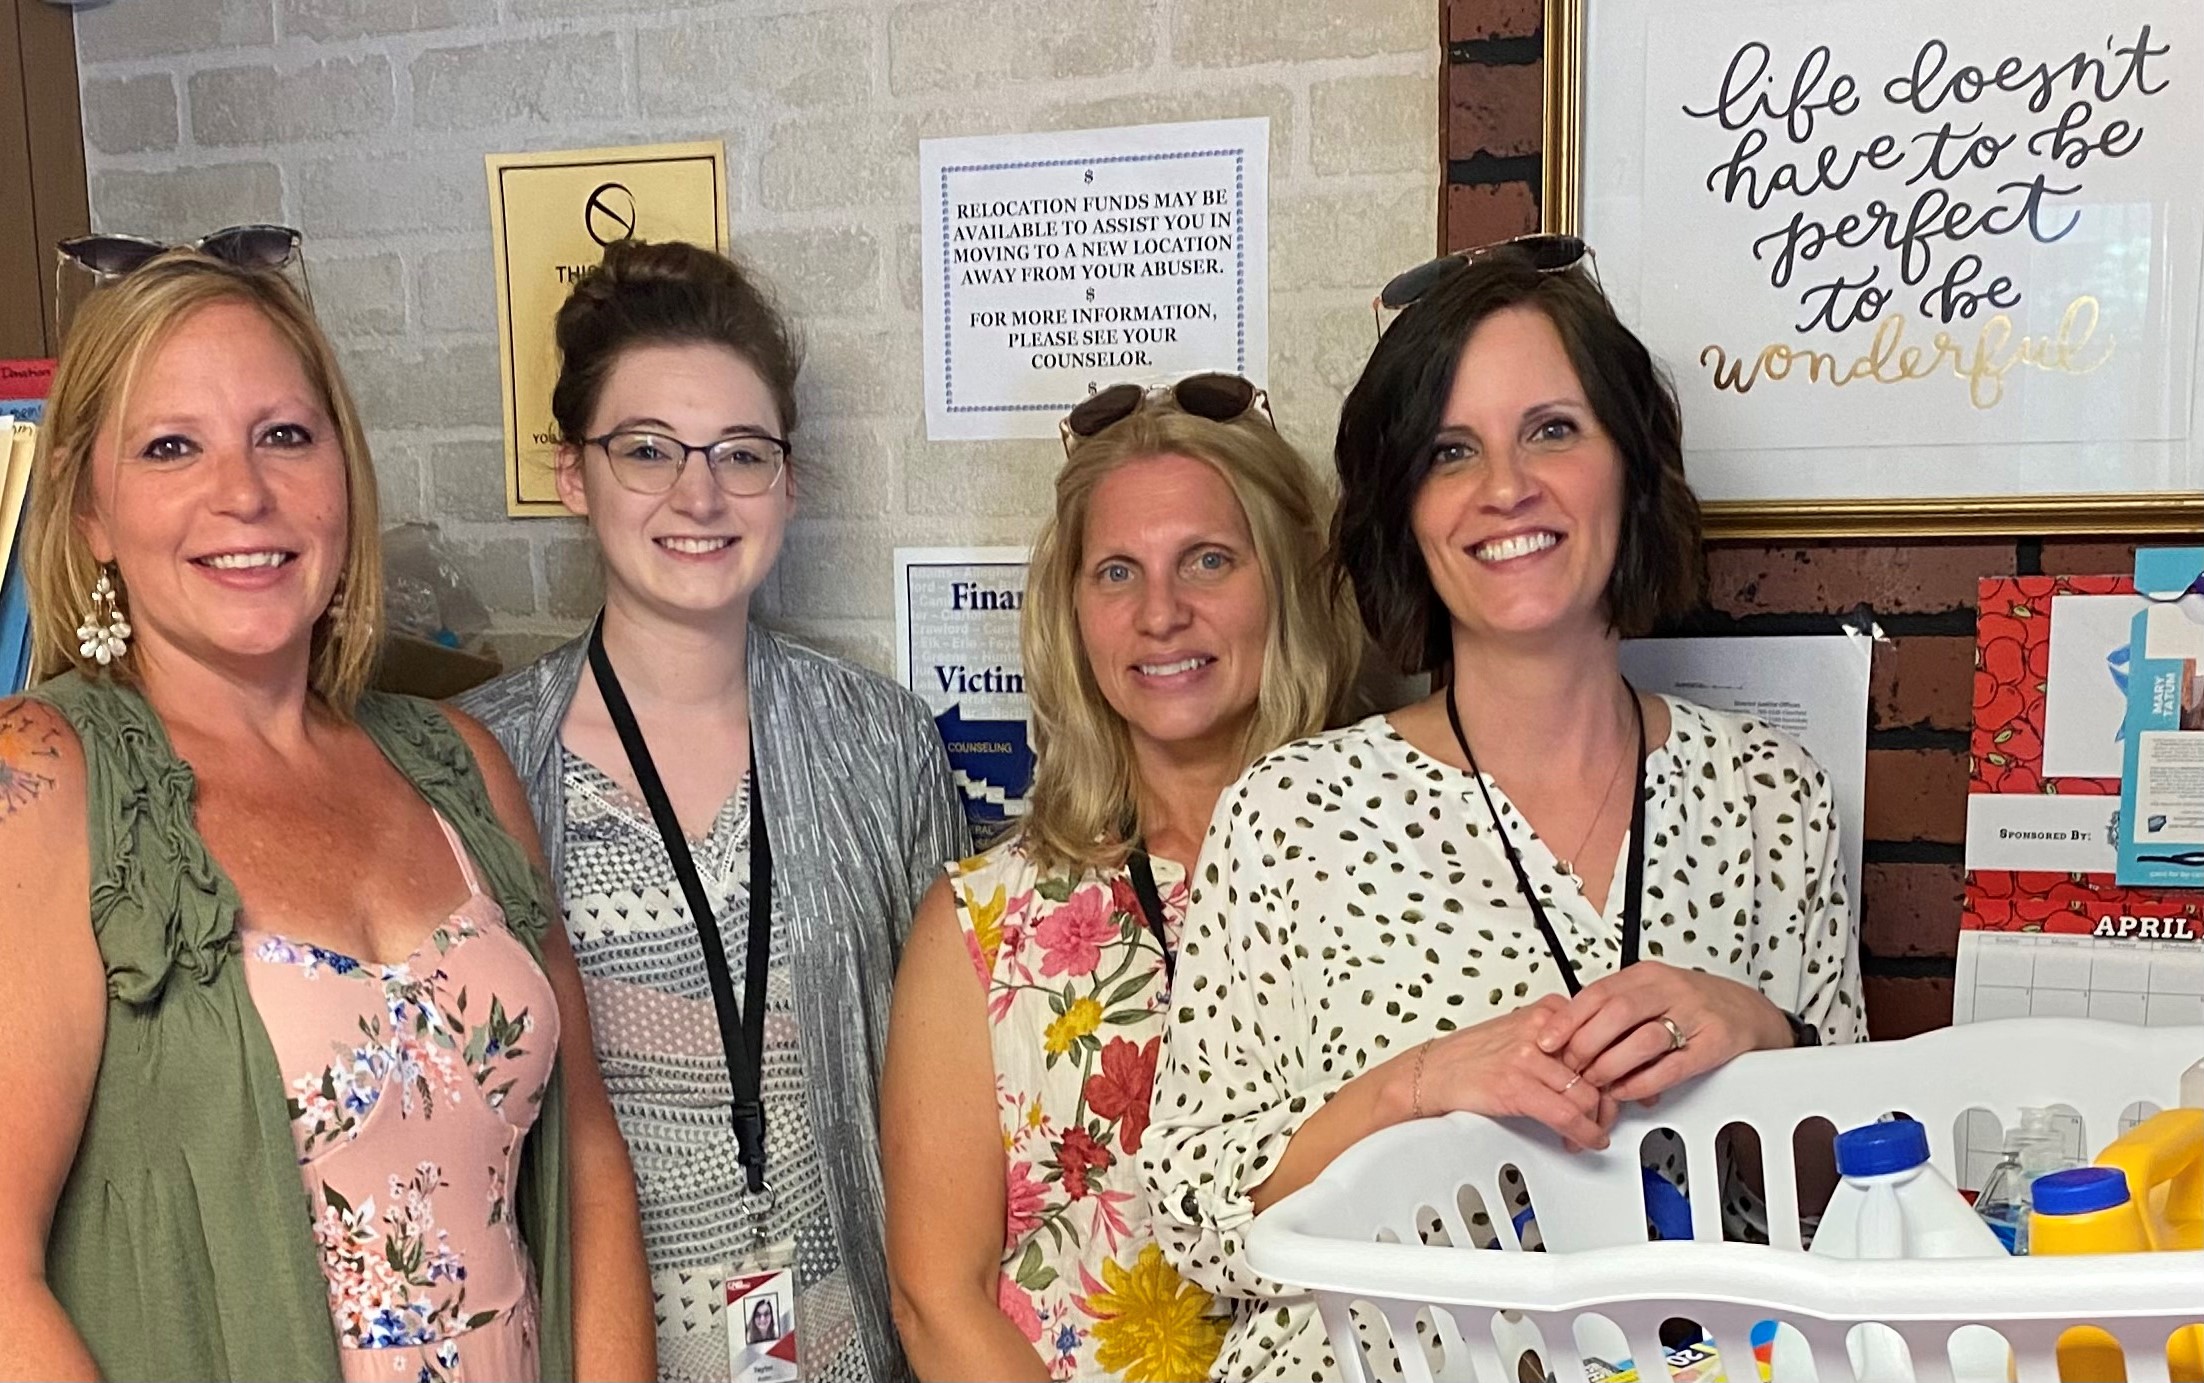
[896,548,1032,840]
[1965,793,2120,874]
[2116,548,2204,887]
[920,118,1269,440]
[2043,594,2152,779]
[485,142,728,515]
[1581,0,2204,505]
[1619,633,1871,908]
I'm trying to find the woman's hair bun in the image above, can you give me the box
[549,238,802,444]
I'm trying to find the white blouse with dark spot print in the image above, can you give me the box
[1141,697,1867,1383]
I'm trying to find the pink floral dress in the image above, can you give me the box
[242,814,559,1383]
[947,837,1229,1383]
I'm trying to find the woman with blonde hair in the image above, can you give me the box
[880,376,1360,1382]
[0,249,652,1380]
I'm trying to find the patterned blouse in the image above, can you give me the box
[947,837,1231,1383]
[560,750,862,1383]
[242,814,555,1383]
[1143,699,1868,1383]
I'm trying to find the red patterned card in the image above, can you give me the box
[1965,575,2201,939]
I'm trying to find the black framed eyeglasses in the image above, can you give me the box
[584,429,790,498]
[1372,232,1595,333]
[1059,372,1273,456]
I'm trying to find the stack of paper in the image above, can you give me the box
[0,421,36,691]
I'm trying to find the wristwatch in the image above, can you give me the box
[1783,1009,1822,1048]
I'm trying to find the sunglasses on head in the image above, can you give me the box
[58,224,303,280]
[1372,232,1595,332]
[1060,372,1272,455]
[54,224,309,343]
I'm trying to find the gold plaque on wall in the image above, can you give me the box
[485,141,728,517]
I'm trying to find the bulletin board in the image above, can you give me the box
[1956,575,2204,1027]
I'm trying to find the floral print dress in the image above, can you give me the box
[242,813,559,1383]
[948,837,1230,1383]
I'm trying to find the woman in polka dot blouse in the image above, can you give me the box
[1140,244,1868,1383]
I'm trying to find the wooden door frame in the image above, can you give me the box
[0,0,87,359]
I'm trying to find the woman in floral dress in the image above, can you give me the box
[0,251,650,1380]
[880,379,1361,1381]
[244,819,561,1380]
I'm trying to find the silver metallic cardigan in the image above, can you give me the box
[457,623,969,1383]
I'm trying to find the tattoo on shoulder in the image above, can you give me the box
[0,706,64,818]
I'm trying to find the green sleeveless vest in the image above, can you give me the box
[28,673,573,1382]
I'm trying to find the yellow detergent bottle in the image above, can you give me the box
[2028,1165,2204,1383]
[2091,1108,2203,1252]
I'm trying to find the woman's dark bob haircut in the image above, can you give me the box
[1332,250,1704,674]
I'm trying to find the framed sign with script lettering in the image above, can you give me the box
[1542,0,2204,536]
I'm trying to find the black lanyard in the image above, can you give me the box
[1125,848,1176,986]
[1445,681,1646,996]
[586,617,773,1194]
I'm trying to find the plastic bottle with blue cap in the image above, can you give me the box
[2028,1164,2204,1382]
[1772,1118,2012,1383]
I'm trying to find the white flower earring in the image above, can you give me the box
[77,567,132,665]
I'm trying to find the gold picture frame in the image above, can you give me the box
[1536,0,2204,539]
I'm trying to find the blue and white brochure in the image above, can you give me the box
[2115,547,2204,889]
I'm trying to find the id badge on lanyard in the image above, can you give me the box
[727,1239,800,1383]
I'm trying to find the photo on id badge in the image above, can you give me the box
[726,1249,797,1383]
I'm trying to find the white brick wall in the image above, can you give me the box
[74,0,1438,672]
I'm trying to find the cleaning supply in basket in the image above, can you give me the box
[2028,1163,2204,1383]
[1796,1118,2012,1383]
[2089,1107,2202,1251]
[1973,1147,2029,1254]
[1974,1108,2067,1254]
[1817,1119,2009,1257]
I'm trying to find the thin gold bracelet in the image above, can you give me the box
[1410,1040,1430,1119]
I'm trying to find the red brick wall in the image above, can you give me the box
[1440,0,2156,1039]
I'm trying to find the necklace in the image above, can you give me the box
[1446,678,1648,997]
[1556,714,1635,881]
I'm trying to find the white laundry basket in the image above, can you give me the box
[1245,1019,2204,1383]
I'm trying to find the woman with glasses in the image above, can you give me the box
[460,239,968,1383]
[878,378,1361,1382]
[1141,243,1866,1381]
[0,249,651,1380]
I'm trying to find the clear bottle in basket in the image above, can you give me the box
[1973,1108,2071,1254]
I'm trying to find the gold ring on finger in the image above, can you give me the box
[1660,1016,1687,1052]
